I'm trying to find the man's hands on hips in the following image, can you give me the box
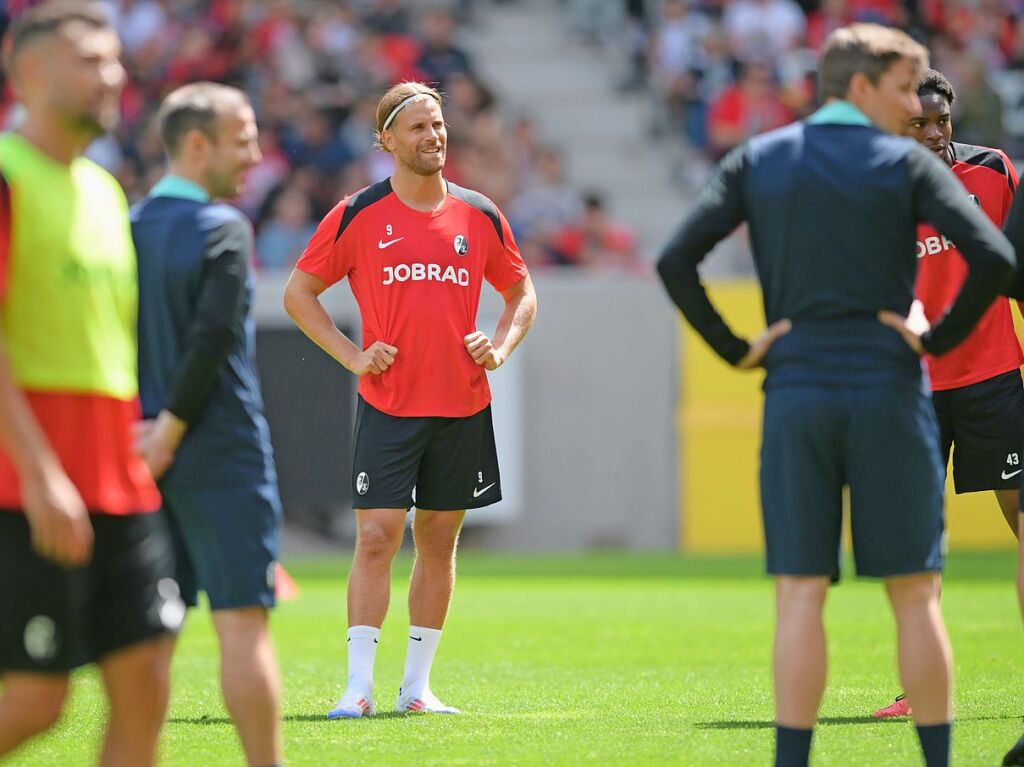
[135,410,187,481]
[878,300,930,356]
[350,341,398,376]
[22,461,92,567]
[464,331,505,371]
[735,319,792,370]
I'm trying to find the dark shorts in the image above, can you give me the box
[352,396,501,511]
[932,369,1024,494]
[0,510,182,674]
[161,482,282,611]
[760,385,945,580]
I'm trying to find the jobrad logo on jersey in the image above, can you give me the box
[382,263,470,286]
[916,234,956,259]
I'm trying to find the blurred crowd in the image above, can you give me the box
[565,0,1024,165]
[0,0,639,273]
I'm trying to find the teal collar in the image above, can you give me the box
[807,100,873,127]
[149,175,210,203]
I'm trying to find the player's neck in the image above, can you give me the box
[18,115,92,166]
[390,169,447,212]
[166,163,213,197]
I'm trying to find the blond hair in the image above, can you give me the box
[818,24,928,102]
[374,82,443,153]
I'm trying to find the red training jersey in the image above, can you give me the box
[296,179,529,417]
[914,142,1022,391]
[0,172,159,515]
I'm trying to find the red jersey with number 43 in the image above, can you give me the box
[915,142,1022,391]
[296,179,528,417]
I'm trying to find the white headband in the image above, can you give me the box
[382,93,434,131]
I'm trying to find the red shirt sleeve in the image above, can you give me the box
[294,200,352,287]
[485,207,529,292]
[0,174,10,301]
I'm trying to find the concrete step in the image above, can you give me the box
[465,0,690,258]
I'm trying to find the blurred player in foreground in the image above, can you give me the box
[133,82,284,767]
[284,81,536,718]
[0,3,181,764]
[657,24,1014,767]
[874,67,1023,720]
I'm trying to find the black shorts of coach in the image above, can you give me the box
[0,509,183,674]
[352,396,502,511]
[931,369,1024,494]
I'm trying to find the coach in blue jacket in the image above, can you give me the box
[657,24,1015,767]
[132,82,283,767]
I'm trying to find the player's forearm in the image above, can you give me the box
[492,277,537,359]
[0,344,62,481]
[284,283,363,372]
[657,256,750,365]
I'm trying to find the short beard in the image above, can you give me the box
[398,147,445,176]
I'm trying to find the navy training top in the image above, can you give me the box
[133,177,278,490]
[657,102,1015,390]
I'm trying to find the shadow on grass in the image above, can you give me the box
[286,551,1017,583]
[696,714,1021,730]
[168,712,417,726]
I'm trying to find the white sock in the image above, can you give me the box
[346,625,380,691]
[401,626,443,698]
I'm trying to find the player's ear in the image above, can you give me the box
[846,71,870,102]
[380,128,396,154]
[182,127,211,162]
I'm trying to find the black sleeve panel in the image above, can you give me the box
[953,142,1017,194]
[335,179,393,242]
[656,145,751,366]
[1002,188,1024,299]
[164,214,250,423]
[909,146,1015,355]
[445,181,504,244]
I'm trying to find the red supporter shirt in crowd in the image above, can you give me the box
[296,178,529,418]
[915,142,1023,390]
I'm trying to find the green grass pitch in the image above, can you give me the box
[5,551,1023,766]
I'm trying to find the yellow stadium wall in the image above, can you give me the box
[679,279,1017,553]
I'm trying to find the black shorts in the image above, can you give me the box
[162,481,282,611]
[352,396,501,511]
[761,384,944,579]
[932,369,1024,494]
[0,510,183,674]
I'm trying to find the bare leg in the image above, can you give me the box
[1018,511,1024,620]
[0,672,68,757]
[773,576,829,728]
[885,573,952,725]
[98,636,175,767]
[408,509,465,629]
[347,509,407,627]
[211,607,281,767]
[1003,512,1024,764]
[995,489,1020,537]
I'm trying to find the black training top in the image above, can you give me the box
[657,117,1014,390]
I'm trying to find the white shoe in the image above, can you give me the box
[327,687,376,719]
[396,687,461,714]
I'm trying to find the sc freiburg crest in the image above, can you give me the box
[454,234,469,256]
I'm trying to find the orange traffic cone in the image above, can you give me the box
[275,563,300,601]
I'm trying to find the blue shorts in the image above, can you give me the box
[161,482,283,610]
[760,384,945,580]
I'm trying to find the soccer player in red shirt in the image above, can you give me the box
[284,81,537,718]
[1001,169,1024,767]
[873,68,1024,720]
